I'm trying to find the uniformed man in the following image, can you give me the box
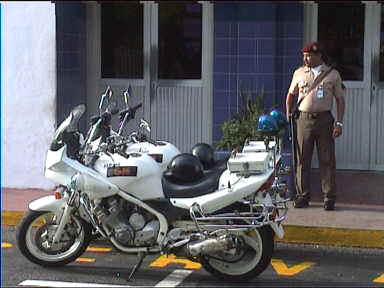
[286,42,345,211]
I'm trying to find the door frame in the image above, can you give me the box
[369,2,384,171]
[145,1,213,129]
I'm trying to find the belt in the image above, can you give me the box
[298,111,331,119]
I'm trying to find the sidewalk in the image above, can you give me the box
[2,188,384,249]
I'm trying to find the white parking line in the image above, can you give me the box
[19,269,193,287]
[154,269,194,287]
[19,280,131,287]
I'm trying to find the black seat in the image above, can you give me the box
[162,159,228,199]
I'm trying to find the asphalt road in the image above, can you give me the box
[2,225,384,287]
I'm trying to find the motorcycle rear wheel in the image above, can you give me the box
[200,226,274,282]
[17,210,92,267]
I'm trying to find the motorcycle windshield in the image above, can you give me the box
[53,104,86,142]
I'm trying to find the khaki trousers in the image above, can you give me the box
[295,111,336,202]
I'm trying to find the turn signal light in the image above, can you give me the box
[53,186,65,199]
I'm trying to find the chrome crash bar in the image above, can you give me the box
[189,200,289,231]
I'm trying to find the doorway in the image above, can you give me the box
[304,1,384,171]
[86,2,213,153]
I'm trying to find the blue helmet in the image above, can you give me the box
[270,109,288,129]
[257,114,279,131]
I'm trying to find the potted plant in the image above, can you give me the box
[216,87,265,152]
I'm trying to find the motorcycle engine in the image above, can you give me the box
[94,196,160,247]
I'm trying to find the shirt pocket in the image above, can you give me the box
[298,80,308,94]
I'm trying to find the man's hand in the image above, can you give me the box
[333,126,342,138]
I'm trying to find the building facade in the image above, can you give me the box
[2,1,56,189]
[83,1,384,171]
[3,1,384,192]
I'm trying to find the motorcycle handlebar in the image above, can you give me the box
[109,106,119,116]
[146,135,158,146]
[137,133,158,146]
[89,103,142,124]
[119,103,143,120]
[89,111,112,126]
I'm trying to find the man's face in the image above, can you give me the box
[303,52,322,68]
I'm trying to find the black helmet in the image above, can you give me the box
[191,143,215,170]
[168,153,204,183]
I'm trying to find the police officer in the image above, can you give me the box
[285,42,345,211]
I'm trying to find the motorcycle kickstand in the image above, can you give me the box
[126,251,147,281]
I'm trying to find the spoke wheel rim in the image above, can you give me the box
[25,212,85,262]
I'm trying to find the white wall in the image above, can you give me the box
[2,2,56,189]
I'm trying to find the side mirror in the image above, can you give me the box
[107,86,113,101]
[123,85,132,108]
[99,86,113,114]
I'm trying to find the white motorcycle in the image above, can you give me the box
[17,102,289,282]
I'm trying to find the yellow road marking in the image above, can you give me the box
[271,259,315,276]
[149,254,201,270]
[86,247,112,253]
[2,242,13,248]
[2,211,26,226]
[373,273,384,283]
[75,257,95,263]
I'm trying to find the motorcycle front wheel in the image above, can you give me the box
[200,226,274,282]
[17,210,92,267]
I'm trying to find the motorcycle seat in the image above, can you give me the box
[162,159,228,199]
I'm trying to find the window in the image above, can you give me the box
[158,2,202,79]
[318,2,364,81]
[100,2,202,80]
[101,3,144,79]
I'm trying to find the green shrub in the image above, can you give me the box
[216,88,265,151]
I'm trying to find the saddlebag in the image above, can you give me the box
[227,150,274,175]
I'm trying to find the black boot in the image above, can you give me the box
[324,200,335,211]
[293,197,309,208]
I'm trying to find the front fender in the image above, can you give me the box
[29,195,66,218]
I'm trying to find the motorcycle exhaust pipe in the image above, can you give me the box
[187,235,236,257]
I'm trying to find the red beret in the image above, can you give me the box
[302,42,322,54]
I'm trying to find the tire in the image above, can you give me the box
[200,226,274,282]
[17,210,93,267]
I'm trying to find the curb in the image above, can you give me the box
[278,225,384,249]
[3,210,384,249]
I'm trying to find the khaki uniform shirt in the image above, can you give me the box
[288,64,345,113]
